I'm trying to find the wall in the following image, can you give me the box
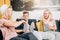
[12,10,60,21]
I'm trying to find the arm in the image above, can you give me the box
[15,29,23,33]
[52,20,57,31]
[3,20,25,27]
[49,20,57,31]
[14,20,26,27]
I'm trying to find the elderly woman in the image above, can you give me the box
[0,4,38,40]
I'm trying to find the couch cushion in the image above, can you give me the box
[55,20,59,32]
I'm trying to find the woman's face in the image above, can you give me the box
[5,8,12,19]
[43,11,50,19]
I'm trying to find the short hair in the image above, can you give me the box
[23,11,29,15]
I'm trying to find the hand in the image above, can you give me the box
[27,30,30,33]
[22,20,28,24]
[30,22,35,28]
[48,26,52,30]
[21,20,26,23]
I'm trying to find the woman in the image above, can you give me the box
[42,9,60,40]
[0,4,38,40]
[37,9,60,40]
[43,9,57,32]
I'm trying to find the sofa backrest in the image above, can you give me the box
[16,19,38,31]
[55,20,59,32]
[16,19,60,32]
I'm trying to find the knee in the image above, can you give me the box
[49,33,55,39]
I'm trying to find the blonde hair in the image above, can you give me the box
[2,6,12,19]
[44,8,52,14]
[43,8,53,20]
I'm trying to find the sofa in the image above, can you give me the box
[16,19,38,31]
[0,19,60,40]
[16,19,60,32]
[58,20,60,32]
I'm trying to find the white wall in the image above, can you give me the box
[12,10,60,21]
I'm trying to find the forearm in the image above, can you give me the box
[15,20,25,27]
[4,20,24,27]
[51,27,57,31]
[3,21,15,27]
[16,29,23,33]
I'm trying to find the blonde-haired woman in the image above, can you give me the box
[37,9,60,40]
[43,9,57,32]
[0,4,38,40]
[43,9,60,40]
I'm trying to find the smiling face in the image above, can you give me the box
[43,10,50,19]
[23,12,29,20]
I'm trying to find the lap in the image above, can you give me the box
[10,33,31,40]
[48,32,60,40]
[10,32,38,40]
[19,32,38,40]
[33,31,55,39]
[10,37,27,40]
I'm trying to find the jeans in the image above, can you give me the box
[10,32,38,40]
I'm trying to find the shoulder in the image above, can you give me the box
[0,18,5,23]
[50,19,55,22]
[51,19,56,24]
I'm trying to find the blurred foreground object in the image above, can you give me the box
[11,0,34,11]
[0,0,11,7]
